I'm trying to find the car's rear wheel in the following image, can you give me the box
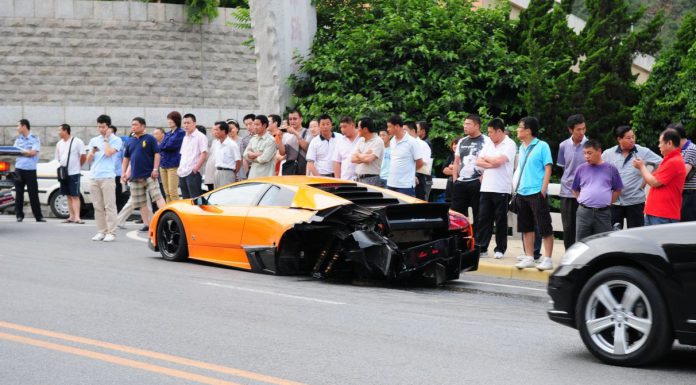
[49,191,70,218]
[576,266,672,366]
[157,212,189,261]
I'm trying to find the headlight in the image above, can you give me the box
[561,242,590,266]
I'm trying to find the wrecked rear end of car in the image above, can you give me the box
[247,183,478,286]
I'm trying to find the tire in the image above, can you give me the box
[156,212,189,261]
[49,191,70,219]
[575,266,673,366]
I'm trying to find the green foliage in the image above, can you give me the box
[564,0,663,146]
[512,0,578,150]
[135,0,249,24]
[291,0,526,144]
[634,13,696,144]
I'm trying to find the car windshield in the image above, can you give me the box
[206,183,268,206]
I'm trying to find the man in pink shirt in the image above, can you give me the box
[177,113,208,199]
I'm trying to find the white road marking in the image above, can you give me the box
[456,279,546,292]
[127,230,148,243]
[202,282,346,305]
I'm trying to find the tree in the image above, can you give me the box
[565,0,663,145]
[634,13,696,144]
[512,0,578,151]
[290,0,526,146]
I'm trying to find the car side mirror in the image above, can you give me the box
[193,196,209,206]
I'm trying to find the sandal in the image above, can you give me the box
[73,220,85,224]
[61,219,74,223]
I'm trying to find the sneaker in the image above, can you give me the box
[494,251,504,259]
[479,251,489,258]
[138,225,149,232]
[92,233,105,241]
[537,257,554,271]
[103,234,115,242]
[515,256,536,269]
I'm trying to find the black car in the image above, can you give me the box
[547,222,696,366]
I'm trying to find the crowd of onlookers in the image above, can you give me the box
[9,111,696,269]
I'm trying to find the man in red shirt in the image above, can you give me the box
[633,129,686,225]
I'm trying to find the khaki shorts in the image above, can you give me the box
[129,177,162,208]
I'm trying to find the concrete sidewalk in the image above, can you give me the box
[469,238,566,283]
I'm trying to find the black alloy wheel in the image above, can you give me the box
[575,266,673,366]
[157,212,189,261]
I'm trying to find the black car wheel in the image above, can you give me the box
[576,266,673,366]
[157,212,189,261]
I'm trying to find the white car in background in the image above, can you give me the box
[13,160,94,218]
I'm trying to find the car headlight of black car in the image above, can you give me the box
[560,242,590,266]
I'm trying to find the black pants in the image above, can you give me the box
[610,203,644,229]
[560,197,579,249]
[14,168,43,220]
[115,176,127,213]
[682,190,696,222]
[451,179,481,229]
[476,192,509,253]
[179,173,202,199]
[415,173,432,201]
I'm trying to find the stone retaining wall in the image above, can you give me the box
[0,0,259,158]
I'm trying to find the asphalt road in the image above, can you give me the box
[1,216,695,385]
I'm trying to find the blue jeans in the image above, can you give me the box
[644,215,678,226]
[388,186,416,197]
[179,172,202,199]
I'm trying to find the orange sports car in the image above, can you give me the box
[148,176,478,285]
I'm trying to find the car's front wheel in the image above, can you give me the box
[576,266,673,366]
[156,212,189,261]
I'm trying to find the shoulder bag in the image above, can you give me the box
[57,137,74,181]
[509,142,538,214]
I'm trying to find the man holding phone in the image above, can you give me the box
[87,114,122,242]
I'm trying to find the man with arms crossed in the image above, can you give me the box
[475,118,517,259]
[351,117,384,186]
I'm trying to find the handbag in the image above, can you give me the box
[57,137,74,181]
[509,141,538,213]
[281,134,302,175]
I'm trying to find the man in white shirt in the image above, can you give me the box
[332,116,361,180]
[306,114,342,177]
[351,117,384,186]
[211,121,241,188]
[177,113,208,199]
[55,123,87,223]
[386,115,423,197]
[475,118,517,258]
[407,122,433,200]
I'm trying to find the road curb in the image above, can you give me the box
[471,261,551,283]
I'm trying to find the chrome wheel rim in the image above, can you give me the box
[584,280,652,355]
[54,194,69,217]
[160,218,182,256]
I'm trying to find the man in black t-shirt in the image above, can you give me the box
[451,114,491,253]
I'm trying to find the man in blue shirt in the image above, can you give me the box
[13,119,45,222]
[513,117,555,271]
[87,115,122,242]
[121,117,165,232]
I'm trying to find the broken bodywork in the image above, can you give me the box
[246,186,478,286]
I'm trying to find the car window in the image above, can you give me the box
[258,185,295,207]
[206,183,268,206]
